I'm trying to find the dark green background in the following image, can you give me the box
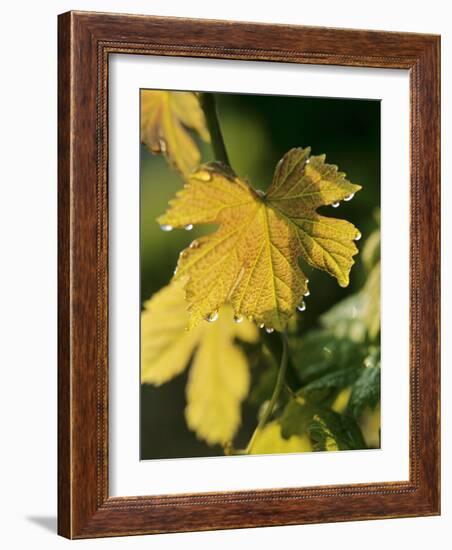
[140,91,380,460]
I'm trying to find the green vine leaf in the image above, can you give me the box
[158,147,361,331]
[141,90,210,175]
[321,262,380,342]
[347,363,381,419]
[279,400,366,451]
[308,410,366,451]
[299,366,363,403]
[289,330,367,385]
[279,400,318,439]
[321,228,380,342]
[141,279,258,445]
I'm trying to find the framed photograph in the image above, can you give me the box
[58,11,440,538]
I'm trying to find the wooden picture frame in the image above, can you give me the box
[58,11,440,538]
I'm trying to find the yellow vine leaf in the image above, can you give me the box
[141,90,210,175]
[249,421,312,454]
[331,387,353,414]
[158,147,362,330]
[141,279,258,445]
[360,404,381,449]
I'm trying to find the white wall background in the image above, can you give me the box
[0,1,449,548]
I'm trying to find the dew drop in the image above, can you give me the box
[184,224,194,231]
[296,301,306,312]
[189,240,200,249]
[305,278,309,284]
[258,323,265,329]
[332,202,340,208]
[255,189,265,198]
[206,311,219,323]
[159,138,167,153]
[233,314,244,324]
[354,231,362,241]
[265,327,274,334]
[305,158,310,164]
[197,170,212,182]
[344,193,354,201]
[160,224,173,232]
[304,290,310,297]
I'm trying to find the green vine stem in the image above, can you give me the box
[261,340,294,398]
[199,92,231,167]
[244,331,289,454]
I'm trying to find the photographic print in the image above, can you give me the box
[140,89,381,460]
[58,13,440,536]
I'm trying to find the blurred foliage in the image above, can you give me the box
[141,278,258,446]
[141,90,209,174]
[248,421,312,455]
[275,225,381,450]
[141,91,380,459]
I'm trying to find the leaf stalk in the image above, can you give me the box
[245,331,289,454]
[199,92,231,167]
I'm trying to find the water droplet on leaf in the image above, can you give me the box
[159,138,167,153]
[160,224,173,232]
[233,314,244,324]
[197,170,212,182]
[265,327,274,334]
[206,311,219,323]
[332,202,340,208]
[344,193,354,201]
[354,231,362,241]
[184,224,193,231]
[296,301,306,312]
[304,290,310,297]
